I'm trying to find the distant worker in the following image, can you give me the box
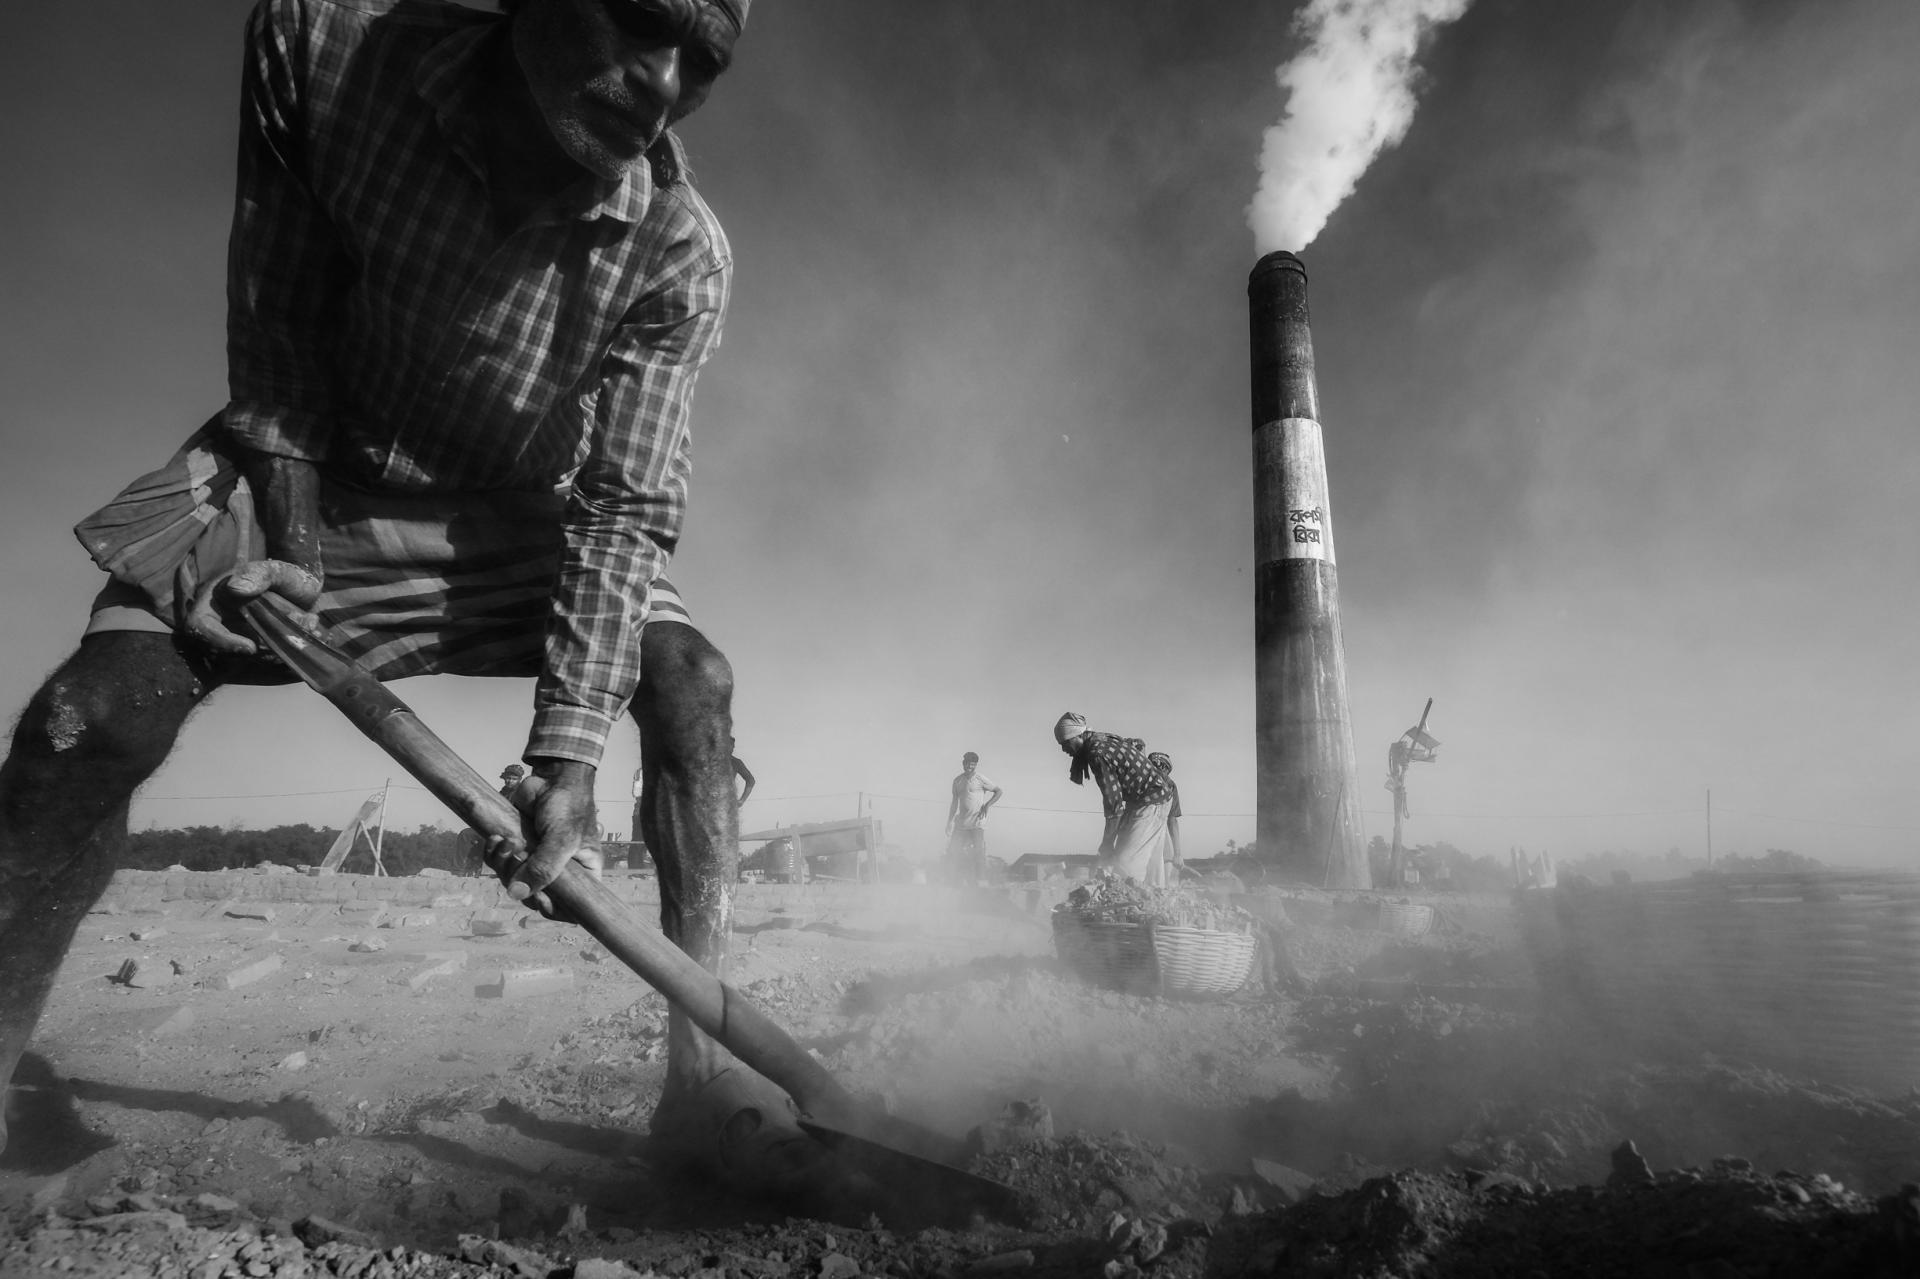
[945,751,1003,885]
[630,765,648,865]
[1148,751,1184,876]
[461,764,529,875]
[1054,712,1175,887]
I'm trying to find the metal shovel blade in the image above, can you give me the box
[798,1115,1027,1227]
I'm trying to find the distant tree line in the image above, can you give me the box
[1363,837,1515,893]
[1222,838,1825,891]
[125,823,482,877]
[1710,847,1825,874]
[1215,838,1515,892]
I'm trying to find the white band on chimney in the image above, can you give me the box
[1253,417,1334,564]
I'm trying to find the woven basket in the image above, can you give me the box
[1519,871,1920,1093]
[1052,911,1256,997]
[1378,901,1435,937]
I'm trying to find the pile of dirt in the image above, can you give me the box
[10,884,1920,1276]
[1204,1163,1918,1278]
[7,1149,1914,1277]
[1263,992,1920,1196]
[1052,879,1255,934]
[974,1130,1219,1233]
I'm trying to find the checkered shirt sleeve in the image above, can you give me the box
[225,0,347,462]
[531,242,730,763]
[1086,734,1175,813]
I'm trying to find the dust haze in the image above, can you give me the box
[4,3,1919,1272]
[3,2,1908,869]
[675,0,1920,870]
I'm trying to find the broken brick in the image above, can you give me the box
[405,956,467,991]
[75,1210,188,1233]
[469,913,514,937]
[475,966,575,1000]
[1249,1158,1316,1204]
[215,953,285,990]
[104,1005,196,1039]
[294,1215,375,1249]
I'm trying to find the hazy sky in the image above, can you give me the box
[2,0,1915,869]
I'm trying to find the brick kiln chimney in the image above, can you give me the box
[1248,251,1367,887]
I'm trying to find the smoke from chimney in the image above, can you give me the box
[1247,0,1475,254]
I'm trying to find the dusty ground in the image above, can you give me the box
[3,876,1917,1277]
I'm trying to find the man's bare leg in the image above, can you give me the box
[635,622,739,1103]
[0,633,213,1157]
[633,622,822,1192]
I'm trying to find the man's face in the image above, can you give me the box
[512,0,737,180]
[962,757,977,775]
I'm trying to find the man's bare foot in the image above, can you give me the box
[649,1067,839,1198]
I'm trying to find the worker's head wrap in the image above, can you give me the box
[1148,751,1172,774]
[502,764,527,780]
[1056,712,1097,785]
[502,0,748,32]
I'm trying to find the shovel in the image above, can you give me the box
[240,593,1020,1226]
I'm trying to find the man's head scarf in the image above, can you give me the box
[1053,712,1088,744]
[712,0,749,35]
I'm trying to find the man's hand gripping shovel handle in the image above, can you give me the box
[237,593,983,1180]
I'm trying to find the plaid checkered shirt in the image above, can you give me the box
[1080,733,1174,816]
[225,0,731,765]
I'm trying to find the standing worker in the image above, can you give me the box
[945,751,1003,886]
[464,764,532,875]
[1148,751,1185,877]
[0,0,819,1193]
[629,764,650,869]
[1053,713,1176,886]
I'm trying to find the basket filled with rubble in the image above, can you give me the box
[1052,874,1257,997]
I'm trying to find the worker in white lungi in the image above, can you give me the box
[1053,712,1175,887]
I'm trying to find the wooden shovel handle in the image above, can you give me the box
[240,594,861,1127]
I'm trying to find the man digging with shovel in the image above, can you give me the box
[0,0,819,1195]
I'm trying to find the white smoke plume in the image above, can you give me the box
[1248,0,1475,253]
